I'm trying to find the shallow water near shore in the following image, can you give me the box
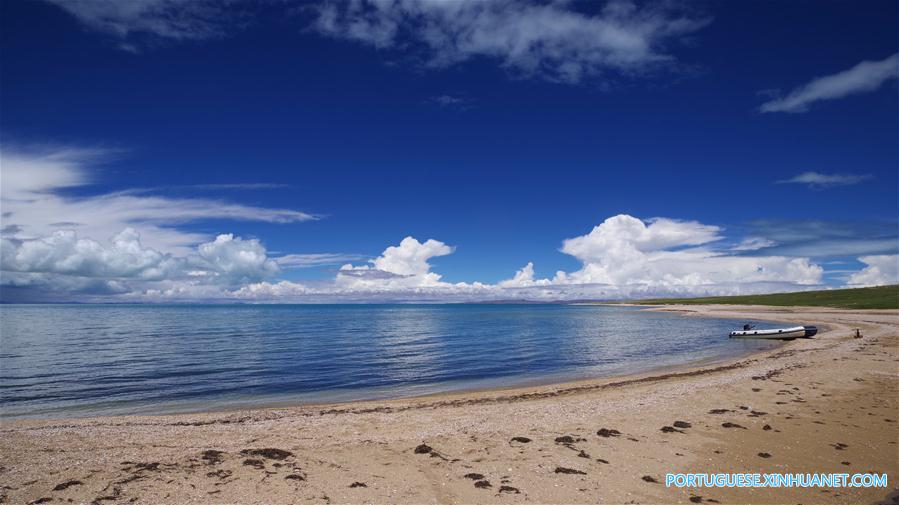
[0,304,782,419]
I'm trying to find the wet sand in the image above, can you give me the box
[1,305,897,504]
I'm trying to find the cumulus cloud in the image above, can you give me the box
[498,262,550,288]
[310,0,710,84]
[0,146,317,254]
[194,233,279,284]
[335,236,455,289]
[759,53,899,113]
[551,215,823,289]
[776,171,874,189]
[847,255,899,287]
[1,228,174,280]
[1,229,279,291]
[3,204,884,302]
[212,215,835,303]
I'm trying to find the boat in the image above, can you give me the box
[729,325,817,339]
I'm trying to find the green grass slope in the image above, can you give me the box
[628,284,898,310]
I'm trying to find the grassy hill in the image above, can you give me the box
[626,284,898,310]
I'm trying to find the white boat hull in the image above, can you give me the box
[729,325,817,339]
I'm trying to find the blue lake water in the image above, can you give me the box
[0,304,781,419]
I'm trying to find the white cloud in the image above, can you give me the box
[759,53,899,113]
[217,215,830,303]
[194,233,279,284]
[1,228,174,280]
[776,171,874,188]
[847,255,899,287]
[551,214,822,288]
[311,0,709,84]
[0,146,317,255]
[335,236,454,289]
[5,202,884,302]
[498,262,550,288]
[1,229,279,293]
[42,0,238,44]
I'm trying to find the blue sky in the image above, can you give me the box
[1,0,897,302]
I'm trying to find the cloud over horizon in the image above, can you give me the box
[0,146,318,255]
[1,146,893,303]
[5,211,894,303]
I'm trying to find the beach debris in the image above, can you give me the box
[832,442,849,450]
[349,482,367,488]
[414,444,434,454]
[748,411,768,417]
[413,443,448,460]
[498,485,520,494]
[673,421,692,429]
[757,452,772,458]
[841,461,851,466]
[509,436,532,444]
[52,480,83,491]
[707,409,730,414]
[554,435,579,444]
[285,474,305,481]
[595,458,609,464]
[474,480,492,489]
[762,424,772,431]
[690,496,703,503]
[240,448,293,460]
[576,450,590,458]
[206,469,232,479]
[29,498,52,505]
[132,462,161,471]
[243,459,265,469]
[660,426,684,434]
[721,422,746,429]
[555,467,586,475]
[596,428,621,438]
[641,475,658,483]
[464,473,485,480]
[201,450,226,464]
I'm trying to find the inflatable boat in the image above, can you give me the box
[729,325,817,339]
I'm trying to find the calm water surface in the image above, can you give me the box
[0,304,781,419]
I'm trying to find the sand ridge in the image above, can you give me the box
[1,305,897,504]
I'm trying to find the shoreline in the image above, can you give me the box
[2,304,896,504]
[1,304,789,423]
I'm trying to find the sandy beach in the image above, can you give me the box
[1,305,896,505]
